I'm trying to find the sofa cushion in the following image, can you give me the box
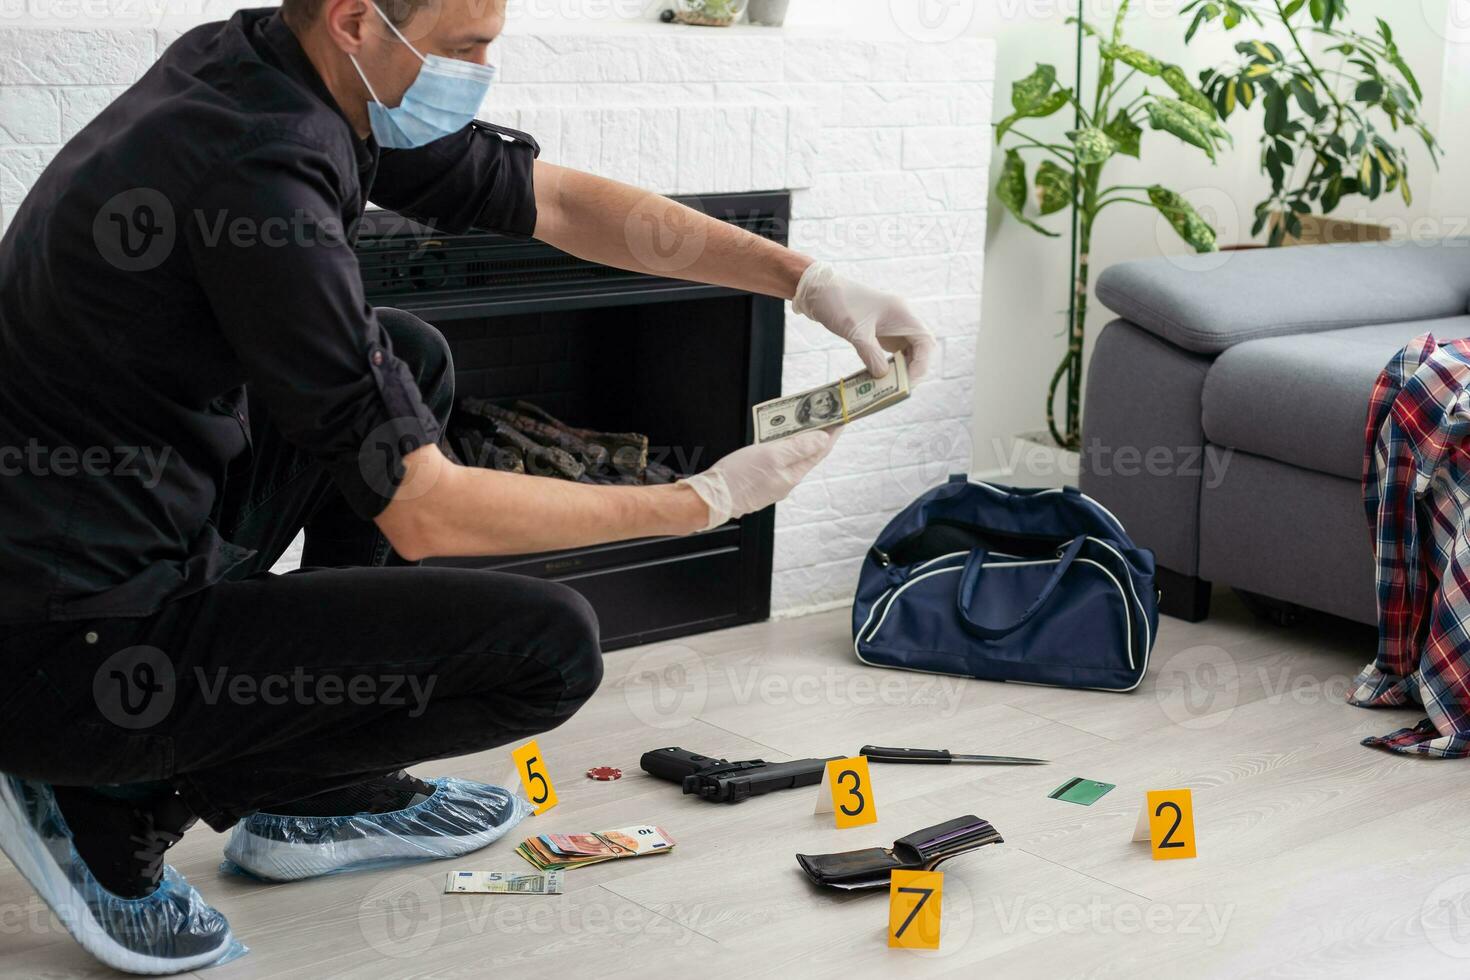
[1201,317,1470,480]
[1096,239,1470,355]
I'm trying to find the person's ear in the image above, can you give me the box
[321,0,371,55]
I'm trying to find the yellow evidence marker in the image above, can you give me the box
[813,756,878,828]
[511,739,559,815]
[1131,788,1196,860]
[888,870,943,949]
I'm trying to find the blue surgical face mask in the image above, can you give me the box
[349,3,497,149]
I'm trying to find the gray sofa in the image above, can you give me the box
[1080,238,1470,623]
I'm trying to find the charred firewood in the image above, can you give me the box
[644,460,678,485]
[451,397,688,485]
[487,419,585,481]
[513,400,650,479]
[460,398,611,472]
[450,423,525,474]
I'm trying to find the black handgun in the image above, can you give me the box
[640,747,840,804]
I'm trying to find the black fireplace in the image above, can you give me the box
[354,192,789,650]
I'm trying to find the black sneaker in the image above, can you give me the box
[0,775,236,974]
[224,775,530,881]
[262,771,435,818]
[51,786,196,900]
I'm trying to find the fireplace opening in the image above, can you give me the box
[441,294,753,485]
[355,192,790,649]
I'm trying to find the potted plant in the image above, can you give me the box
[673,0,747,26]
[993,0,1223,451]
[1183,0,1440,246]
[747,0,789,26]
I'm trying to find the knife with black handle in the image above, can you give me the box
[860,745,1048,765]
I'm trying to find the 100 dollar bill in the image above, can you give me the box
[753,352,909,444]
[445,870,565,895]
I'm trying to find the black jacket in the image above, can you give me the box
[0,9,537,622]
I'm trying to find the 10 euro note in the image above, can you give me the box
[753,352,909,444]
[517,825,677,872]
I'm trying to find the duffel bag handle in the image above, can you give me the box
[956,537,1087,639]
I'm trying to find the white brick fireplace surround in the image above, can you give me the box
[0,20,994,617]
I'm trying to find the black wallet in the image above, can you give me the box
[795,815,1003,890]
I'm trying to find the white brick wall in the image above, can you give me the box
[0,21,993,617]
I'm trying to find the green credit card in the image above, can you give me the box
[1048,777,1116,806]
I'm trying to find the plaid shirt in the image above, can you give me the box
[1355,333,1470,757]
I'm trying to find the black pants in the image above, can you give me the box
[0,310,604,832]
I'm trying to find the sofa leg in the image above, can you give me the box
[1155,567,1211,622]
[1234,589,1304,627]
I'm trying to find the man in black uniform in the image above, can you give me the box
[0,0,936,971]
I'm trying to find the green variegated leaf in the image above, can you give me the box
[996,149,1059,237]
[1012,64,1058,113]
[995,88,1072,143]
[1160,64,1216,117]
[1067,127,1117,165]
[1146,98,1228,161]
[1101,42,1163,76]
[1148,186,1217,253]
[1247,39,1279,63]
[1034,160,1073,214]
[1103,109,1142,158]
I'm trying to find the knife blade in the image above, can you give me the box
[860,745,1048,765]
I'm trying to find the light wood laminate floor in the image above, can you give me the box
[2,591,1464,979]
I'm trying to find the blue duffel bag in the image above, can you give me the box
[852,476,1158,691]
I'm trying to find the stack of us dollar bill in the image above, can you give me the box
[516,825,676,872]
[753,352,909,443]
[445,870,566,895]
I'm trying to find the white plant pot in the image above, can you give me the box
[1008,430,1080,490]
[747,0,790,25]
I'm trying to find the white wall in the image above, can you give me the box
[2,0,1461,492]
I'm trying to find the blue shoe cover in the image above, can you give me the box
[223,777,530,882]
[0,775,245,975]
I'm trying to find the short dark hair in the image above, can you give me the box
[280,0,432,28]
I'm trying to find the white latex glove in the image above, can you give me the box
[792,261,937,382]
[680,429,841,531]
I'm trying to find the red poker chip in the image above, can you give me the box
[586,766,623,781]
